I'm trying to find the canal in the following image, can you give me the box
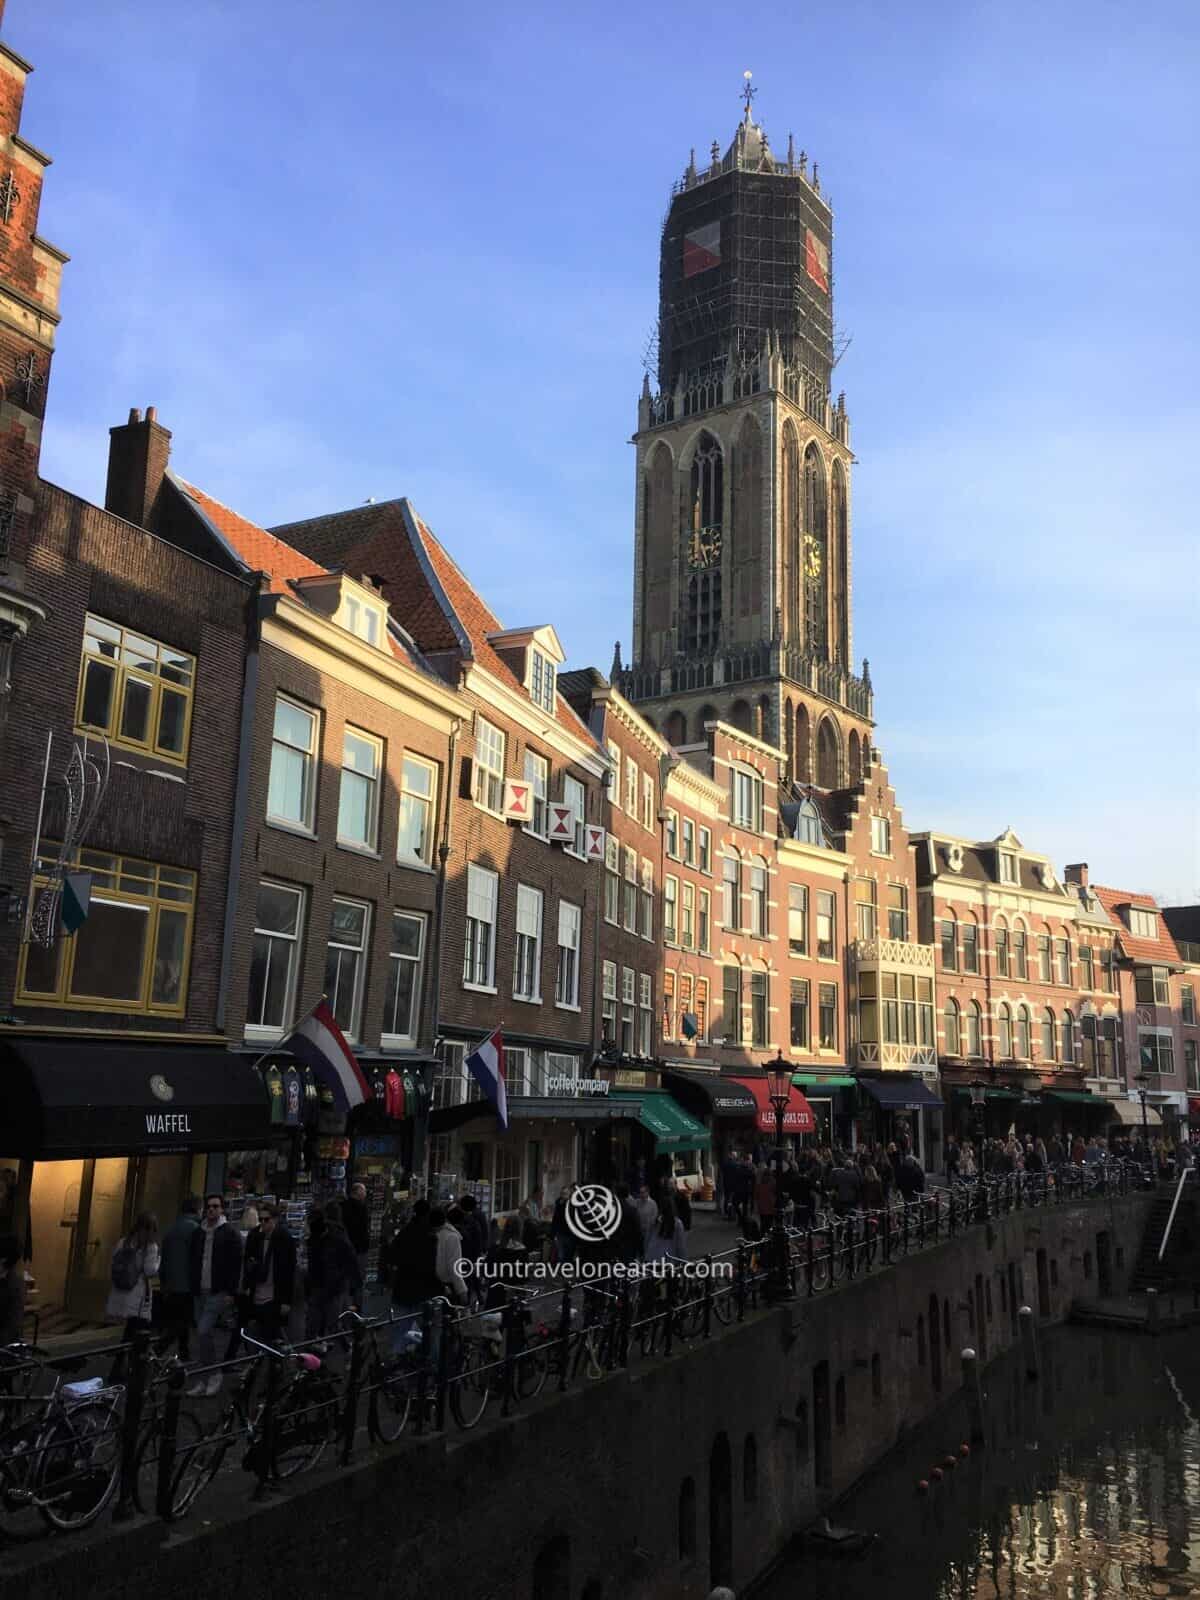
[759,1324,1200,1598]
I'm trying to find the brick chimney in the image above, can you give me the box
[1065,863,1089,887]
[105,406,172,530]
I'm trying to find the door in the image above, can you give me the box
[132,1154,189,1238]
[70,1157,131,1320]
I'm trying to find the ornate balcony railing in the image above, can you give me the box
[853,938,936,971]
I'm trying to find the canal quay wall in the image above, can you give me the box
[1,1191,1152,1600]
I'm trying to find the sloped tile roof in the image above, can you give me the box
[1092,884,1184,965]
[177,479,326,593]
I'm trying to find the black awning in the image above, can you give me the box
[663,1069,757,1120]
[857,1075,944,1112]
[0,1038,272,1158]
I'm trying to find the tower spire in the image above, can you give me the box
[741,69,756,122]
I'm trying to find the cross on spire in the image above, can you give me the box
[741,69,757,121]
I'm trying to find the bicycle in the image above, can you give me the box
[130,1349,206,1517]
[174,1332,337,1511]
[338,1307,427,1446]
[0,1344,123,1540]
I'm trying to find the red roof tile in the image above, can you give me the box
[1092,884,1185,966]
[177,479,326,593]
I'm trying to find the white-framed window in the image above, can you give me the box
[855,878,876,942]
[1061,1010,1074,1064]
[698,887,711,952]
[529,648,556,713]
[665,810,679,858]
[607,741,622,810]
[664,875,678,944]
[1135,967,1170,1005]
[642,773,655,831]
[870,815,891,855]
[397,753,437,866]
[1038,934,1052,983]
[341,591,383,647]
[640,858,654,939]
[1015,1004,1031,1059]
[698,827,711,874]
[546,1051,578,1091]
[1140,1030,1174,1074]
[524,748,549,837]
[602,960,617,1043]
[513,884,543,1001]
[1055,937,1071,986]
[472,717,506,812]
[246,880,305,1036]
[663,969,677,1041]
[999,851,1018,884]
[382,910,426,1046]
[555,900,581,1008]
[623,845,638,932]
[1129,907,1159,940]
[965,1002,982,1058]
[997,1003,1013,1058]
[638,973,653,1054]
[338,726,382,850]
[604,835,620,924]
[817,889,836,959]
[681,881,695,949]
[750,860,768,937]
[563,773,586,856]
[464,864,498,988]
[944,999,961,1056]
[493,1142,523,1212]
[325,897,369,1041]
[621,966,636,1052]
[432,1041,478,1110]
[1041,1008,1057,1061]
[732,767,763,832]
[625,755,638,818]
[789,883,809,954]
[1183,985,1197,1025]
[962,920,979,974]
[682,817,696,865]
[722,854,741,929]
[504,1045,532,1099]
[268,695,319,830]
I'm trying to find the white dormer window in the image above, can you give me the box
[1129,907,1158,940]
[869,815,891,855]
[530,649,556,713]
[342,592,382,647]
[999,852,1018,884]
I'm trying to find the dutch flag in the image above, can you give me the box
[285,998,373,1112]
[465,1026,508,1132]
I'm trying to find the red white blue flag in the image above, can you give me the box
[286,998,372,1112]
[465,1026,508,1132]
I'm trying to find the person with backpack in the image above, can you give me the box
[107,1212,160,1383]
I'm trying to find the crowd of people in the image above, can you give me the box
[946,1131,1195,1181]
[718,1143,928,1233]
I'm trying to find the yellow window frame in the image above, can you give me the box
[75,613,196,766]
[16,846,196,1017]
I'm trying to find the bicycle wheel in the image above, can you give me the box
[367,1356,416,1444]
[272,1375,335,1479]
[810,1233,832,1292]
[513,1339,549,1402]
[0,1421,52,1541]
[449,1339,492,1429]
[133,1408,203,1515]
[36,1400,121,1532]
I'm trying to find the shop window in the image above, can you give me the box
[493,1143,522,1213]
[245,880,305,1036]
[19,846,195,1017]
[76,612,195,764]
[382,911,426,1046]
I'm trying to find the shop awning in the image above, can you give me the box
[857,1075,943,1112]
[606,1089,710,1151]
[662,1069,756,1120]
[1043,1090,1102,1106]
[0,1038,272,1158]
[950,1086,1023,1102]
[1106,1098,1163,1128]
[791,1073,857,1090]
[728,1076,815,1135]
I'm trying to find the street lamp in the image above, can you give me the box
[968,1079,988,1179]
[765,1052,793,1300]
[1134,1072,1150,1161]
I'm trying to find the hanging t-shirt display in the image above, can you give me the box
[385,1069,406,1120]
[303,1067,320,1126]
[265,1066,285,1126]
[284,1066,303,1126]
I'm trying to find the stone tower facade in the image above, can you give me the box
[619,95,874,792]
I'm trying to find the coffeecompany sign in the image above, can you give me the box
[545,1075,610,1098]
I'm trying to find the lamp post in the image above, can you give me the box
[765,1053,793,1300]
[968,1079,988,1180]
[1134,1072,1150,1166]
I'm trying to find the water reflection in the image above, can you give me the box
[762,1328,1200,1598]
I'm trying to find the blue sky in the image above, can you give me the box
[16,1,1199,900]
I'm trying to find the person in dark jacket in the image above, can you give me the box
[341,1183,371,1283]
[239,1204,297,1344]
[306,1201,363,1339]
[187,1195,243,1396]
[895,1155,926,1202]
[381,1201,438,1354]
[613,1184,644,1263]
[158,1195,200,1360]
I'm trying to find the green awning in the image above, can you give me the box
[1043,1090,1100,1105]
[792,1074,857,1089]
[951,1086,1023,1102]
[607,1089,710,1152]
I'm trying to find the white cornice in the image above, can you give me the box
[465,662,607,775]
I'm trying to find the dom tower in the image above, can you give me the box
[618,85,874,790]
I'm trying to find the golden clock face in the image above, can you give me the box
[803,534,823,580]
[689,526,722,569]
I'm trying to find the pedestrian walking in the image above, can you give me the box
[306,1202,362,1339]
[241,1203,297,1344]
[188,1194,243,1396]
[0,1233,26,1348]
[381,1200,438,1354]
[342,1182,372,1287]
[158,1194,200,1360]
[107,1212,160,1383]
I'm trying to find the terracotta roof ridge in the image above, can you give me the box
[267,498,405,534]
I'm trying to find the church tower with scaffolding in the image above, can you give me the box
[618,80,874,791]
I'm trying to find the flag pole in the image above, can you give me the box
[242,992,323,1077]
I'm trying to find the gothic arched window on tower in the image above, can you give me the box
[782,425,802,644]
[816,717,840,789]
[831,460,848,663]
[803,443,828,655]
[685,432,724,655]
